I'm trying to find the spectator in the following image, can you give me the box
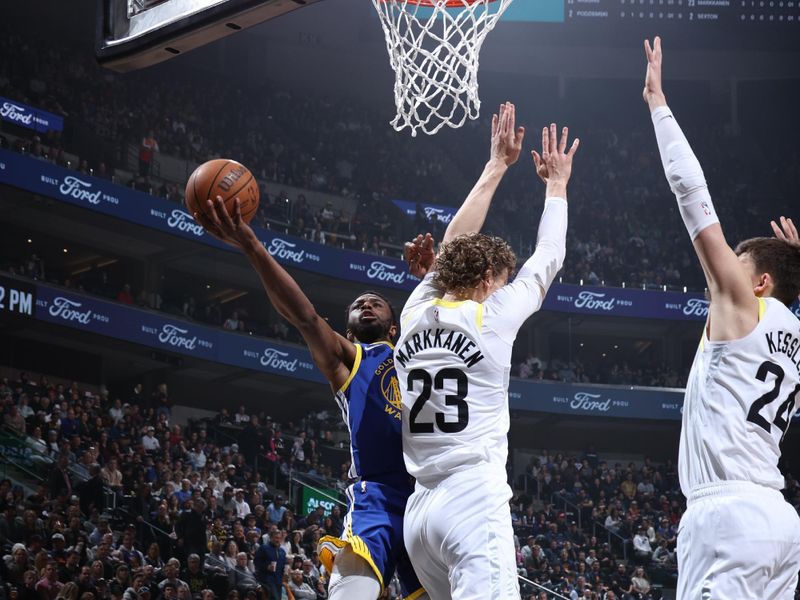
[227,552,258,595]
[253,531,286,600]
[35,561,64,599]
[632,526,652,565]
[176,500,208,560]
[267,495,286,525]
[181,553,208,597]
[100,458,123,492]
[75,464,105,516]
[139,131,159,177]
[158,559,188,593]
[287,568,316,600]
[3,543,31,586]
[223,311,242,331]
[141,426,160,452]
[4,404,26,434]
[117,284,135,305]
[48,454,72,500]
[233,490,251,520]
[630,566,652,598]
[652,538,675,567]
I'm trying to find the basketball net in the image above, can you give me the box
[372,0,513,136]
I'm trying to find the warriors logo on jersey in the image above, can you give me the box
[377,357,402,416]
[322,341,423,599]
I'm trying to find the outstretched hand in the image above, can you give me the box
[193,197,260,252]
[771,216,799,248]
[404,233,436,278]
[643,36,667,110]
[531,124,580,194]
[490,102,526,167]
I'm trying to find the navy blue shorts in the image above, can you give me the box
[319,478,424,599]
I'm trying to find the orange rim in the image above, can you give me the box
[378,0,497,6]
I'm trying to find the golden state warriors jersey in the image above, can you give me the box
[680,297,800,494]
[334,342,409,482]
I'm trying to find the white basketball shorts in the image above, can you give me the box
[403,465,520,600]
[677,480,800,600]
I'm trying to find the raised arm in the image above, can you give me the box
[644,37,758,340]
[442,101,525,245]
[482,123,578,338]
[197,197,356,390]
[527,123,579,298]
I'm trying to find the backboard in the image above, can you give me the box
[96,0,324,72]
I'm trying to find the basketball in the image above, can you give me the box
[184,159,260,224]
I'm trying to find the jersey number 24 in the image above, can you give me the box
[747,360,799,442]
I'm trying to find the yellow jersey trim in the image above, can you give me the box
[401,307,419,326]
[317,535,348,574]
[318,530,385,591]
[347,520,385,590]
[476,303,484,328]
[404,587,427,600]
[700,297,767,352]
[338,344,363,394]
[431,298,469,308]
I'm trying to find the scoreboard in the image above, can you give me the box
[505,0,800,23]
[0,276,35,318]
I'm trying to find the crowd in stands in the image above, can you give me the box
[2,25,799,293]
[514,356,685,389]
[0,371,377,600]
[2,370,799,599]
[5,246,693,390]
[513,449,800,599]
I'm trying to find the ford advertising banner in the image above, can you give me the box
[509,381,684,421]
[391,199,457,225]
[14,280,800,423]
[19,280,691,420]
[32,284,326,385]
[1,149,799,319]
[0,97,64,133]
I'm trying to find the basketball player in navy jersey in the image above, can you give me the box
[194,102,525,600]
[644,37,800,598]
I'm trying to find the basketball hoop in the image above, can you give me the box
[372,0,513,136]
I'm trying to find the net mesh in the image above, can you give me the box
[372,0,513,136]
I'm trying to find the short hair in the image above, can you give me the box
[345,291,398,326]
[735,237,800,307]
[434,233,517,295]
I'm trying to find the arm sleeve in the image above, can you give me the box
[651,106,719,240]
[483,197,567,342]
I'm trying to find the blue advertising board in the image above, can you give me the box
[33,284,326,384]
[0,97,64,133]
[509,380,684,420]
[28,280,687,419]
[1,149,798,320]
[391,198,457,225]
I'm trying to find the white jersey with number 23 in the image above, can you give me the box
[396,264,543,486]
